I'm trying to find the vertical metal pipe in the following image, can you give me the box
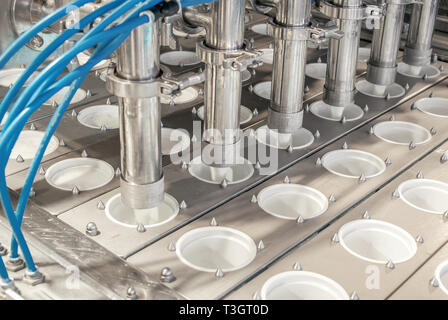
[116,20,164,209]
[404,0,439,66]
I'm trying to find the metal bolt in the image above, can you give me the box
[160,267,176,283]
[126,286,137,300]
[86,222,99,236]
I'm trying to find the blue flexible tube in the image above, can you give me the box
[0,0,95,69]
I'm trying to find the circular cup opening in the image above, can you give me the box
[255,125,314,150]
[160,51,200,66]
[397,62,440,79]
[251,24,268,35]
[435,260,448,296]
[338,219,417,264]
[257,184,328,220]
[310,101,364,122]
[176,226,257,272]
[0,68,26,87]
[373,121,431,146]
[160,87,199,105]
[253,81,271,100]
[10,130,59,160]
[161,127,190,155]
[105,193,179,228]
[260,48,273,65]
[45,157,114,191]
[356,80,405,99]
[77,52,110,70]
[358,47,371,63]
[397,179,448,214]
[321,149,386,179]
[197,105,253,125]
[305,63,327,80]
[44,86,87,105]
[77,105,119,130]
[261,271,349,300]
[414,97,448,118]
[188,156,254,185]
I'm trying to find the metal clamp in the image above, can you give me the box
[196,41,263,72]
[320,1,369,21]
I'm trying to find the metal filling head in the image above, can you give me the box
[257,184,328,220]
[188,156,254,185]
[161,128,190,156]
[397,179,448,215]
[356,80,405,99]
[10,130,59,160]
[176,226,257,272]
[160,87,199,105]
[43,86,87,105]
[321,149,386,179]
[310,101,364,122]
[338,219,417,264]
[197,105,253,125]
[372,121,431,146]
[77,105,119,130]
[255,125,314,150]
[435,260,448,296]
[414,97,448,118]
[253,81,271,100]
[45,158,114,191]
[261,271,349,300]
[250,23,268,36]
[259,48,273,65]
[105,193,179,228]
[0,68,26,87]
[305,63,327,81]
[358,47,371,63]
[160,51,201,66]
[397,62,440,79]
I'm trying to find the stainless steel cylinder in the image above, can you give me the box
[116,19,164,209]
[403,0,439,66]
[366,2,406,86]
[322,0,363,107]
[267,0,310,133]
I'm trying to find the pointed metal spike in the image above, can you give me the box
[331,233,339,243]
[254,161,261,170]
[439,65,444,72]
[416,235,424,244]
[305,104,310,112]
[304,85,310,93]
[385,93,391,101]
[411,103,417,110]
[389,115,395,121]
[167,241,176,252]
[283,176,290,184]
[210,217,218,226]
[409,141,416,150]
[296,215,305,224]
[221,179,228,188]
[430,277,439,287]
[59,139,66,147]
[369,126,374,135]
[441,153,448,164]
[317,57,322,63]
[315,157,322,167]
[181,161,188,170]
[215,267,224,278]
[405,83,410,91]
[386,260,395,269]
[358,173,366,184]
[342,141,348,149]
[97,201,105,210]
[423,73,428,81]
[115,167,121,177]
[51,100,58,108]
[257,240,265,251]
[29,188,36,198]
[86,89,92,97]
[252,108,259,116]
[385,157,392,166]
[251,195,257,203]
[191,107,197,114]
[292,261,302,271]
[314,130,320,139]
[39,167,46,175]
[81,150,88,158]
[363,104,369,112]
[72,186,80,195]
[430,127,437,136]
[340,116,347,124]
[180,200,187,210]
[106,98,111,105]
[392,190,400,199]
[136,224,146,233]
[329,194,336,202]
[16,154,24,163]
[350,291,360,300]
[287,144,293,153]
[29,123,36,131]
[252,291,261,300]
[100,125,107,132]
[429,91,435,98]
[362,211,370,219]
[416,171,424,179]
